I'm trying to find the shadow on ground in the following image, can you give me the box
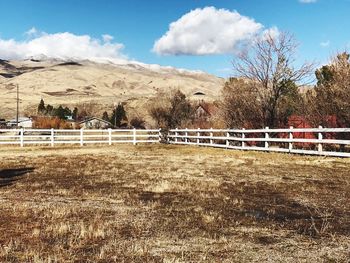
[134,181,350,239]
[0,168,34,188]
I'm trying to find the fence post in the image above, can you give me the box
[175,128,178,143]
[185,128,188,143]
[289,126,293,152]
[241,128,245,149]
[51,128,54,147]
[318,125,323,153]
[265,127,269,149]
[197,128,200,145]
[20,128,24,147]
[108,128,112,145]
[80,128,84,146]
[210,127,213,145]
[133,128,137,145]
[226,130,230,147]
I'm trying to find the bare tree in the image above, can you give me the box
[76,101,101,119]
[231,31,314,128]
[221,78,264,128]
[307,52,350,128]
[148,89,193,129]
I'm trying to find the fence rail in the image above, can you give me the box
[2,127,350,158]
[0,128,161,146]
[168,126,350,158]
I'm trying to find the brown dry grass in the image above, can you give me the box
[0,144,349,262]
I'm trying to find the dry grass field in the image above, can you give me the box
[0,144,349,262]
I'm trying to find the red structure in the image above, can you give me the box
[282,115,339,148]
[287,115,316,140]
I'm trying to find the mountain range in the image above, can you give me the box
[0,57,224,119]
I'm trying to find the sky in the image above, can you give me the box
[0,0,349,77]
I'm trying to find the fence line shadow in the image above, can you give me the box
[0,168,34,188]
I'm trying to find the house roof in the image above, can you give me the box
[78,117,112,125]
[196,102,218,116]
[7,117,32,123]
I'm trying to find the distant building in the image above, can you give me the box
[79,117,112,129]
[66,115,74,121]
[6,117,33,128]
[194,102,218,122]
[193,101,219,129]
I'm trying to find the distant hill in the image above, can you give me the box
[0,58,224,119]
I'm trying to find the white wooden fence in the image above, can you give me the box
[168,127,350,158]
[2,127,350,158]
[0,128,161,146]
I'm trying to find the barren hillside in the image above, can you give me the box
[0,58,224,119]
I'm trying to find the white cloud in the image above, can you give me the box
[102,34,114,42]
[153,7,265,56]
[299,0,317,3]
[25,27,39,37]
[262,26,280,40]
[0,30,126,61]
[320,40,330,47]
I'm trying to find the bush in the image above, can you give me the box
[130,117,146,129]
[33,117,73,129]
[148,89,194,129]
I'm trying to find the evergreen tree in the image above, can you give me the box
[37,99,46,114]
[110,103,127,127]
[46,104,54,115]
[53,105,66,120]
[72,107,78,120]
[63,107,72,117]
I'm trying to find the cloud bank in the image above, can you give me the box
[0,29,126,61]
[153,7,276,56]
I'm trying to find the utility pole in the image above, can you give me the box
[16,84,19,127]
[115,106,117,127]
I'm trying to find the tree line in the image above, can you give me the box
[148,31,350,130]
[221,32,349,129]
[37,99,78,120]
[36,99,145,128]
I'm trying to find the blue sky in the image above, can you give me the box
[0,0,349,76]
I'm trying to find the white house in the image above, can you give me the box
[79,117,112,129]
[7,117,33,128]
